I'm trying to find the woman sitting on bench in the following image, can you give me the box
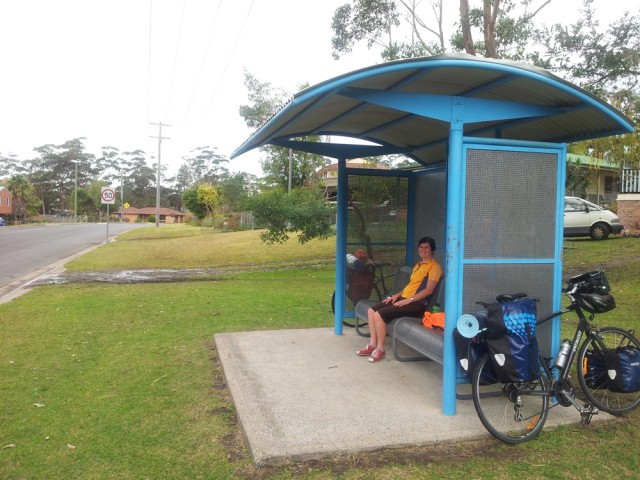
[356,236,442,363]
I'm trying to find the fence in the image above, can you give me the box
[621,169,640,193]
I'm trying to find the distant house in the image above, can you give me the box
[567,153,619,206]
[116,206,185,224]
[316,159,391,201]
[0,187,12,216]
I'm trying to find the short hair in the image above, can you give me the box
[418,236,436,252]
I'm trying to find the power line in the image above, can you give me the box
[199,0,256,124]
[164,0,188,122]
[182,0,224,125]
[147,0,154,124]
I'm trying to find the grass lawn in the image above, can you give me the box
[1,226,640,479]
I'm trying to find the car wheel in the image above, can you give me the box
[590,223,610,240]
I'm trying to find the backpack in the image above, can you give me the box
[484,296,539,383]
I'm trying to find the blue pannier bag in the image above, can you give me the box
[485,297,539,383]
[604,346,640,393]
[583,351,610,389]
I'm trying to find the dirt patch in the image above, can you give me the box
[31,261,333,286]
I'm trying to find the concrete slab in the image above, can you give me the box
[214,327,595,466]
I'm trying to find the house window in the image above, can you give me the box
[5,197,10,206]
[604,176,613,194]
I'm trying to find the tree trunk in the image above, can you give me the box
[460,0,475,55]
[483,0,500,58]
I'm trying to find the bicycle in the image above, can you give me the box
[470,269,640,444]
[331,257,396,327]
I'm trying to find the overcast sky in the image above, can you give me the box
[0,0,634,177]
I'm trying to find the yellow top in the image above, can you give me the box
[402,258,442,300]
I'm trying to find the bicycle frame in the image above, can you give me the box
[537,293,612,382]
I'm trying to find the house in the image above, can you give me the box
[0,187,12,216]
[567,153,619,206]
[316,158,391,201]
[116,206,185,224]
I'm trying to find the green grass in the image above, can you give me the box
[2,227,640,479]
[65,226,336,271]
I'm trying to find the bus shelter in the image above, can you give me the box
[232,53,634,415]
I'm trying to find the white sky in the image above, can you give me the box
[0,0,634,178]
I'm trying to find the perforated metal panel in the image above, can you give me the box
[464,149,557,258]
[462,263,554,352]
[462,147,560,353]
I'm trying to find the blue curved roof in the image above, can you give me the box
[232,53,634,165]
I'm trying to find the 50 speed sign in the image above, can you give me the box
[101,187,116,205]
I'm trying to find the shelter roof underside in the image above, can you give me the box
[232,54,634,166]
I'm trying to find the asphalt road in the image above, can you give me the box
[0,222,145,300]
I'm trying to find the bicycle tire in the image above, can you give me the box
[331,284,382,328]
[576,326,640,415]
[472,354,549,444]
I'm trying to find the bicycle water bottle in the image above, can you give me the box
[554,340,571,369]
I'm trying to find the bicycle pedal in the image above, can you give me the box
[580,404,598,424]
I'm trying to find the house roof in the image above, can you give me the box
[118,207,184,216]
[567,153,618,170]
[232,53,634,167]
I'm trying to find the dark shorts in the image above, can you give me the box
[370,298,426,323]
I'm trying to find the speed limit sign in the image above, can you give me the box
[101,187,116,205]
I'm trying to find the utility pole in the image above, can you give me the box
[150,122,170,227]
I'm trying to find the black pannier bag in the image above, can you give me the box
[454,328,494,384]
[485,297,539,383]
[604,346,640,393]
[583,351,610,389]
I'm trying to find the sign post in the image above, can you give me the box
[101,187,116,243]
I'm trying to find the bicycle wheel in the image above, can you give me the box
[472,354,549,444]
[332,284,382,328]
[577,326,640,415]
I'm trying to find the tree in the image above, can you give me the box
[178,147,229,186]
[331,0,553,61]
[197,184,221,217]
[6,174,41,219]
[32,138,95,214]
[219,172,253,213]
[536,1,640,94]
[120,150,156,207]
[182,184,221,219]
[239,71,329,190]
[245,187,335,244]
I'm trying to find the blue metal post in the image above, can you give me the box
[442,98,465,415]
[334,157,348,335]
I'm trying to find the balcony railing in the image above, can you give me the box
[621,169,640,193]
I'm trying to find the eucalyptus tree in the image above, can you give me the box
[32,138,95,214]
[239,71,330,190]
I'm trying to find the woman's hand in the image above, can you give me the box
[384,293,399,304]
[393,297,413,307]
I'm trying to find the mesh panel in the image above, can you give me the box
[463,263,554,355]
[463,148,560,355]
[343,174,409,310]
[464,149,557,259]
